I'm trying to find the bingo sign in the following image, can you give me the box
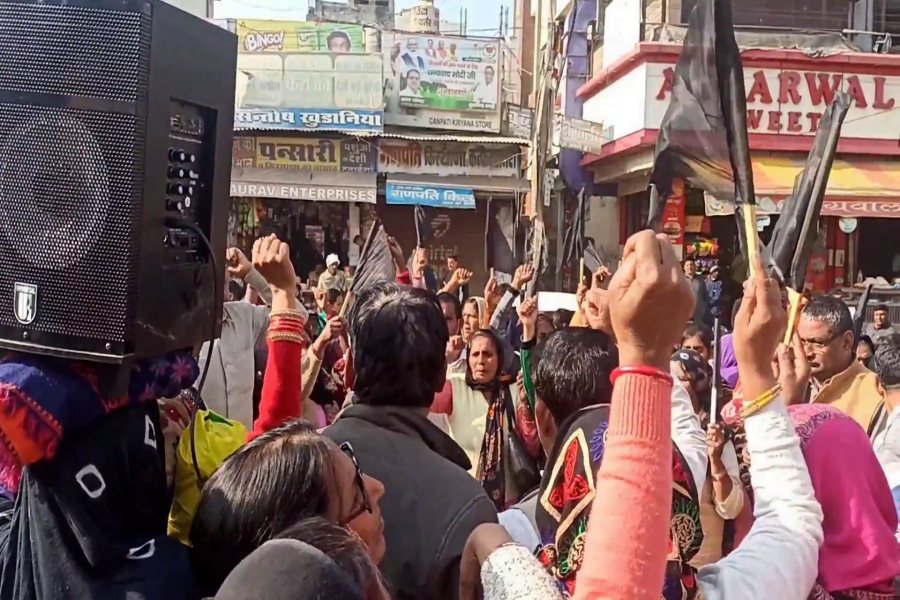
[234,20,384,133]
[385,182,476,209]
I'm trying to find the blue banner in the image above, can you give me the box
[385,183,476,209]
[235,108,384,133]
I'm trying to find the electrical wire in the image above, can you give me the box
[164,216,219,399]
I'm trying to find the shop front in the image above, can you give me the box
[230,135,377,284]
[376,138,529,290]
[577,43,900,292]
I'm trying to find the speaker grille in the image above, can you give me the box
[0,105,139,342]
[0,3,144,103]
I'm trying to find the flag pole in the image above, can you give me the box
[742,205,760,278]
[579,258,585,285]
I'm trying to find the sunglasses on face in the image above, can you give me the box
[339,442,371,525]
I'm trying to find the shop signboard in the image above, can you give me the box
[555,116,607,155]
[234,19,383,133]
[377,140,520,177]
[385,182,476,208]
[232,136,376,172]
[503,104,533,139]
[255,137,376,172]
[230,181,377,203]
[705,194,900,218]
[382,32,502,132]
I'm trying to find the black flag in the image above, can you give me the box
[583,244,603,275]
[414,204,430,247]
[561,187,587,268]
[648,0,755,255]
[525,220,548,299]
[763,92,851,290]
[853,284,874,341]
[351,219,395,295]
[485,198,519,277]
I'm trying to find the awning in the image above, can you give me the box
[230,167,377,204]
[705,155,900,218]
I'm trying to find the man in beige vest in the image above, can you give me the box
[798,295,886,438]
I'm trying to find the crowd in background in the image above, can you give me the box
[1,229,900,600]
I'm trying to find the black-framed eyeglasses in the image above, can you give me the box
[799,332,840,351]
[339,442,371,524]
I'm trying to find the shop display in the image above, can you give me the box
[684,236,720,274]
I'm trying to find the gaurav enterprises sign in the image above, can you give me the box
[385,182,476,208]
[230,181,376,203]
[383,32,502,132]
[234,20,383,132]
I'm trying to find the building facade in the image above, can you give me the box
[573,2,900,295]
[225,14,531,291]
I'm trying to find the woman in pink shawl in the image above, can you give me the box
[789,404,900,599]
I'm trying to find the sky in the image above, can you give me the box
[214,0,512,38]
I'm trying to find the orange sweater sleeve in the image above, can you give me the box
[573,373,673,600]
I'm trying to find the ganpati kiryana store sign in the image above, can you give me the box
[579,43,900,290]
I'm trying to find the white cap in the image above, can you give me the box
[326,253,340,267]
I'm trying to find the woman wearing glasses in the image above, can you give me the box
[190,236,386,594]
[189,421,386,594]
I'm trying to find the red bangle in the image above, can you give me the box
[610,366,673,387]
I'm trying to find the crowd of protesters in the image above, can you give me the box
[1,228,900,600]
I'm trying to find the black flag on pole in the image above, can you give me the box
[525,220,548,299]
[562,187,587,268]
[763,93,851,291]
[648,0,755,255]
[351,219,396,295]
[485,198,520,278]
[414,204,430,247]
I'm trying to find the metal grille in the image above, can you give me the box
[0,3,143,102]
[0,105,139,341]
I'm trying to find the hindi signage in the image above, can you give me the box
[255,137,376,172]
[234,20,383,132]
[378,140,520,177]
[233,136,376,172]
[503,104,533,139]
[555,116,607,154]
[385,182,476,208]
[383,32,502,132]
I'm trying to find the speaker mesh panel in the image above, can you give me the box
[0,105,138,341]
[0,3,150,343]
[0,3,143,103]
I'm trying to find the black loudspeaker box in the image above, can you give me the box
[0,0,236,389]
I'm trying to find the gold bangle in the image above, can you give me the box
[268,331,305,345]
[270,309,307,321]
[740,384,782,419]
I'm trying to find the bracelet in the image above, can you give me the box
[711,470,729,482]
[739,383,782,419]
[269,314,306,328]
[268,320,306,335]
[610,365,673,387]
[270,308,307,322]
[268,331,305,345]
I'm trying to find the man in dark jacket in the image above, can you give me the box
[324,283,497,600]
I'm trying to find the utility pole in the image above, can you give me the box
[528,2,558,286]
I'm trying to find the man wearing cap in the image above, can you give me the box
[318,253,347,293]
